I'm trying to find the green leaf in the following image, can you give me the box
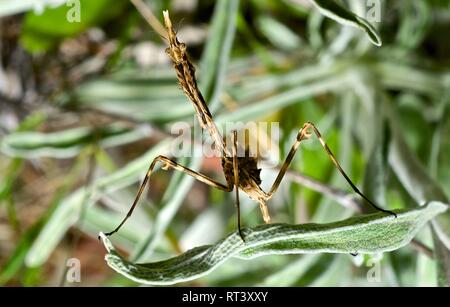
[256,15,302,51]
[0,0,65,17]
[373,62,444,96]
[0,219,44,285]
[387,104,449,243]
[25,188,94,267]
[396,1,431,50]
[20,0,127,53]
[74,75,192,122]
[25,141,171,267]
[217,72,346,123]
[310,0,382,46]
[199,0,239,111]
[100,202,447,285]
[1,124,152,158]
[387,102,450,286]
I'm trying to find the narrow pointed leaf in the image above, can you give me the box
[100,202,447,285]
[310,0,382,46]
[1,124,152,159]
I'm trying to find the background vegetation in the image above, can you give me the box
[0,0,449,286]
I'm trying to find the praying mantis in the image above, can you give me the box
[104,10,396,241]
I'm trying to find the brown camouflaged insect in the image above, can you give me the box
[104,10,395,241]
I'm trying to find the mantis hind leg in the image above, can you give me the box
[266,122,397,217]
[103,155,231,237]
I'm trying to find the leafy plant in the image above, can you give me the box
[0,0,449,287]
[100,202,447,285]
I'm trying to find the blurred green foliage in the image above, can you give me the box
[20,0,128,52]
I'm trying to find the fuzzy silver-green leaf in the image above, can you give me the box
[100,202,447,285]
